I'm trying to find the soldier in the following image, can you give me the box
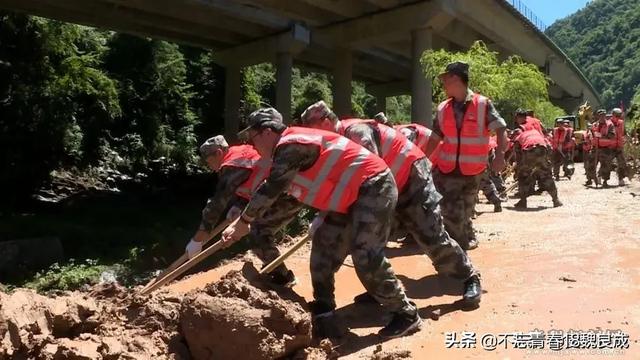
[423,61,509,250]
[611,108,628,186]
[185,136,300,286]
[512,129,562,208]
[593,109,617,187]
[516,108,544,134]
[299,101,482,307]
[395,122,441,165]
[551,120,575,180]
[583,121,599,186]
[221,108,421,339]
[478,135,504,212]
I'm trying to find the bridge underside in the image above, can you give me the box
[0,0,600,136]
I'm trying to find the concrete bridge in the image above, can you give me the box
[0,0,601,137]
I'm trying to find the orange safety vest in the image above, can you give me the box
[277,127,387,213]
[595,120,617,148]
[339,119,425,192]
[516,129,547,150]
[612,116,625,149]
[394,123,433,153]
[552,127,573,151]
[520,116,544,134]
[220,145,270,200]
[436,93,491,175]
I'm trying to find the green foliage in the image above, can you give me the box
[421,41,565,126]
[546,0,640,109]
[628,87,640,130]
[23,259,108,292]
[385,96,412,124]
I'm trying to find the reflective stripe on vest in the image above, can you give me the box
[341,119,424,191]
[220,145,269,200]
[277,127,387,213]
[436,93,490,175]
[395,124,432,153]
[595,121,617,148]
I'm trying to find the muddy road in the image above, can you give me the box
[169,164,640,359]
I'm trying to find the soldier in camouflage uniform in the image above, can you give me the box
[299,101,482,308]
[511,130,562,208]
[583,123,598,186]
[593,109,618,187]
[478,147,504,212]
[185,135,301,286]
[222,108,421,339]
[424,62,509,251]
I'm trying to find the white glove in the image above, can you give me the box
[185,238,203,259]
[226,206,242,220]
[309,215,324,237]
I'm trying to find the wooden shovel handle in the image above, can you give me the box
[259,234,310,275]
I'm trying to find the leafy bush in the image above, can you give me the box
[23,259,108,292]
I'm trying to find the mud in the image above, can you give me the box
[180,263,312,360]
[1,264,320,360]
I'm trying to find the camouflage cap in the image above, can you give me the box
[238,107,283,136]
[300,100,334,125]
[199,135,228,157]
[515,108,527,116]
[612,108,622,115]
[374,112,389,124]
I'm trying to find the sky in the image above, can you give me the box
[522,0,591,26]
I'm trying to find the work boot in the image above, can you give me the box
[514,198,527,209]
[378,308,422,339]
[554,175,560,181]
[552,198,563,208]
[584,179,593,186]
[602,180,610,188]
[353,292,378,304]
[309,301,339,339]
[499,193,508,202]
[619,179,626,186]
[462,275,482,307]
[493,201,502,213]
[595,178,601,187]
[270,270,297,288]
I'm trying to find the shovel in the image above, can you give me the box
[139,218,233,295]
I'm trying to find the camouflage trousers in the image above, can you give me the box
[552,150,572,177]
[311,170,416,316]
[517,146,558,200]
[597,148,615,181]
[614,149,628,180]
[395,159,478,280]
[235,195,303,277]
[432,168,481,250]
[584,149,597,182]
[479,170,502,204]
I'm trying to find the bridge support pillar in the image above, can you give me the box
[224,65,241,140]
[376,94,387,114]
[333,48,353,117]
[411,27,433,126]
[276,51,293,123]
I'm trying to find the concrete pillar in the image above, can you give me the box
[276,51,293,124]
[224,66,241,140]
[333,48,353,117]
[411,27,433,126]
[376,94,387,114]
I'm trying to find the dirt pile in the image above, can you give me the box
[0,283,187,360]
[1,263,326,360]
[180,263,313,360]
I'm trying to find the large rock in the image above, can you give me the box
[180,263,312,360]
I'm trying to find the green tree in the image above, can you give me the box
[421,41,565,127]
[546,0,640,109]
